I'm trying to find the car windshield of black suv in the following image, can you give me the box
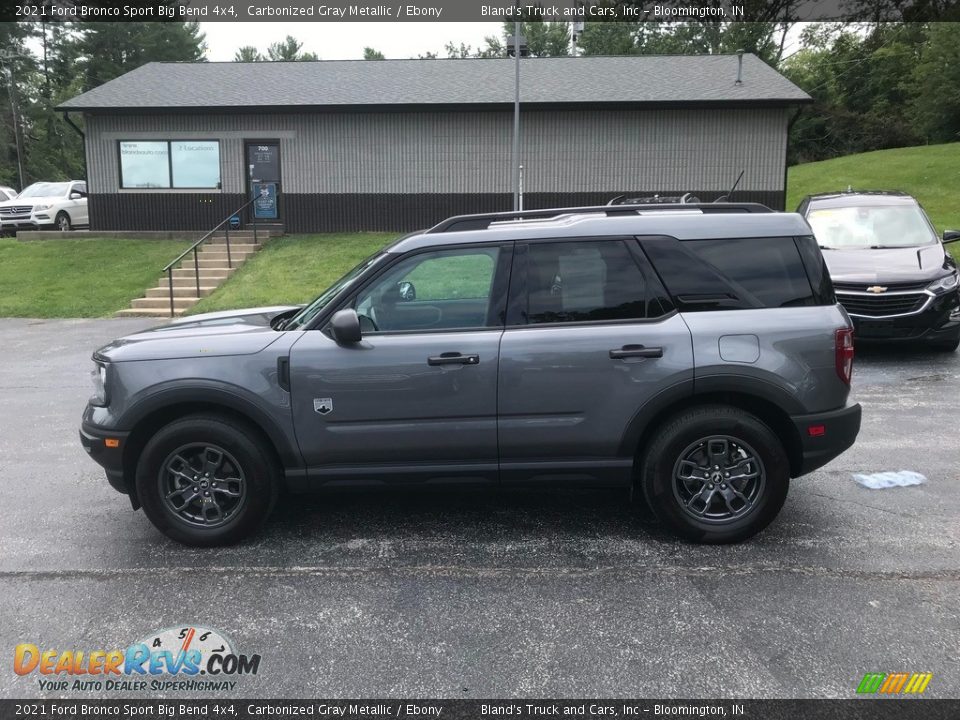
[808,204,938,249]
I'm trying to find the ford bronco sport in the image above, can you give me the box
[81,204,862,546]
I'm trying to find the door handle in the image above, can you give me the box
[427,352,480,366]
[609,345,663,359]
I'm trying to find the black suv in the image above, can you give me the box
[797,191,960,351]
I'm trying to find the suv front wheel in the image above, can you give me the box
[136,414,278,546]
[641,405,789,544]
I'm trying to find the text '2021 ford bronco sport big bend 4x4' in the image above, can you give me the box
[81,204,861,546]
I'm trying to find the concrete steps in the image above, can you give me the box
[118,236,267,317]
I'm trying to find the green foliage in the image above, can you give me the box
[73,22,207,93]
[0,238,190,317]
[786,142,960,262]
[234,46,263,62]
[190,233,397,314]
[910,23,960,143]
[781,23,938,162]
[234,36,318,62]
[0,21,207,190]
[363,47,385,61]
[266,36,317,62]
[578,20,788,65]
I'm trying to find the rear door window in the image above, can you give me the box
[514,239,656,325]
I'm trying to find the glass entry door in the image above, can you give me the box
[246,142,281,221]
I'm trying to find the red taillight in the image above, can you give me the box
[835,328,854,384]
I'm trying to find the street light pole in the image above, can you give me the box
[512,20,520,212]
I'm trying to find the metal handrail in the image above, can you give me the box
[162,197,260,317]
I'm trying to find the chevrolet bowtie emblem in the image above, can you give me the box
[866,286,888,293]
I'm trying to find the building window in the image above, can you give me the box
[119,140,221,189]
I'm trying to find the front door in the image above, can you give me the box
[288,244,511,485]
[245,142,281,221]
[497,238,694,484]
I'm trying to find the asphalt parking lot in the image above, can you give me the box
[0,317,957,700]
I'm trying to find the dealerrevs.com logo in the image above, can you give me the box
[14,625,261,693]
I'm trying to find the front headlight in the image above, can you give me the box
[33,204,52,211]
[927,272,959,294]
[90,362,108,406]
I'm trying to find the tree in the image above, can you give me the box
[579,20,790,65]
[911,22,960,142]
[266,36,317,62]
[781,23,928,163]
[234,46,263,62]
[72,22,207,93]
[363,47,385,60]
[0,22,37,189]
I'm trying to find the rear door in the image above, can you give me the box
[497,238,694,484]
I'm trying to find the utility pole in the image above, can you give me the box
[512,21,521,212]
[0,52,28,190]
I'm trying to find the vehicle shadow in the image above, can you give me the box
[261,485,677,548]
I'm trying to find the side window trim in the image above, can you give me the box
[328,242,512,336]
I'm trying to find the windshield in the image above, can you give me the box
[19,182,70,199]
[807,204,938,249]
[284,252,386,330]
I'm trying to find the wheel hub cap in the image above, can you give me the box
[672,435,766,524]
[158,444,247,529]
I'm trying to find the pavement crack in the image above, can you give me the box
[1,564,958,582]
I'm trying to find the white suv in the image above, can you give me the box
[0,180,88,233]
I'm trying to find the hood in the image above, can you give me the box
[0,195,61,206]
[822,244,950,284]
[96,305,302,362]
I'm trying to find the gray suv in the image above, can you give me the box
[80,204,862,546]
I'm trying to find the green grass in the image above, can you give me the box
[189,232,398,314]
[787,142,960,262]
[0,238,190,317]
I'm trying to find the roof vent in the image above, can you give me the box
[735,49,744,85]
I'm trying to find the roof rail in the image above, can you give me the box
[426,203,773,234]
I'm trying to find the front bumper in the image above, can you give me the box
[791,402,862,476]
[80,422,130,497]
[843,290,960,344]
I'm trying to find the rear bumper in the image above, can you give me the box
[80,422,130,496]
[790,402,862,476]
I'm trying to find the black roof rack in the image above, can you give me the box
[427,203,774,234]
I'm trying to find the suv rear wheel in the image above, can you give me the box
[135,414,278,546]
[640,405,789,543]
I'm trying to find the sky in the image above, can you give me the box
[199,22,505,61]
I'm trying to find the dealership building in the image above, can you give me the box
[58,54,810,233]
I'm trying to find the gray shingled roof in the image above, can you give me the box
[59,54,809,111]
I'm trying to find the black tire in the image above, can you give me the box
[55,211,71,231]
[640,405,789,544]
[929,336,959,352]
[135,414,278,546]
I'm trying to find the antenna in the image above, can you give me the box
[715,170,745,203]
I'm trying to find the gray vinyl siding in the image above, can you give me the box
[84,107,789,197]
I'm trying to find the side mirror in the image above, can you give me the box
[70,191,86,199]
[943,230,960,244]
[329,308,362,344]
[397,280,416,302]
